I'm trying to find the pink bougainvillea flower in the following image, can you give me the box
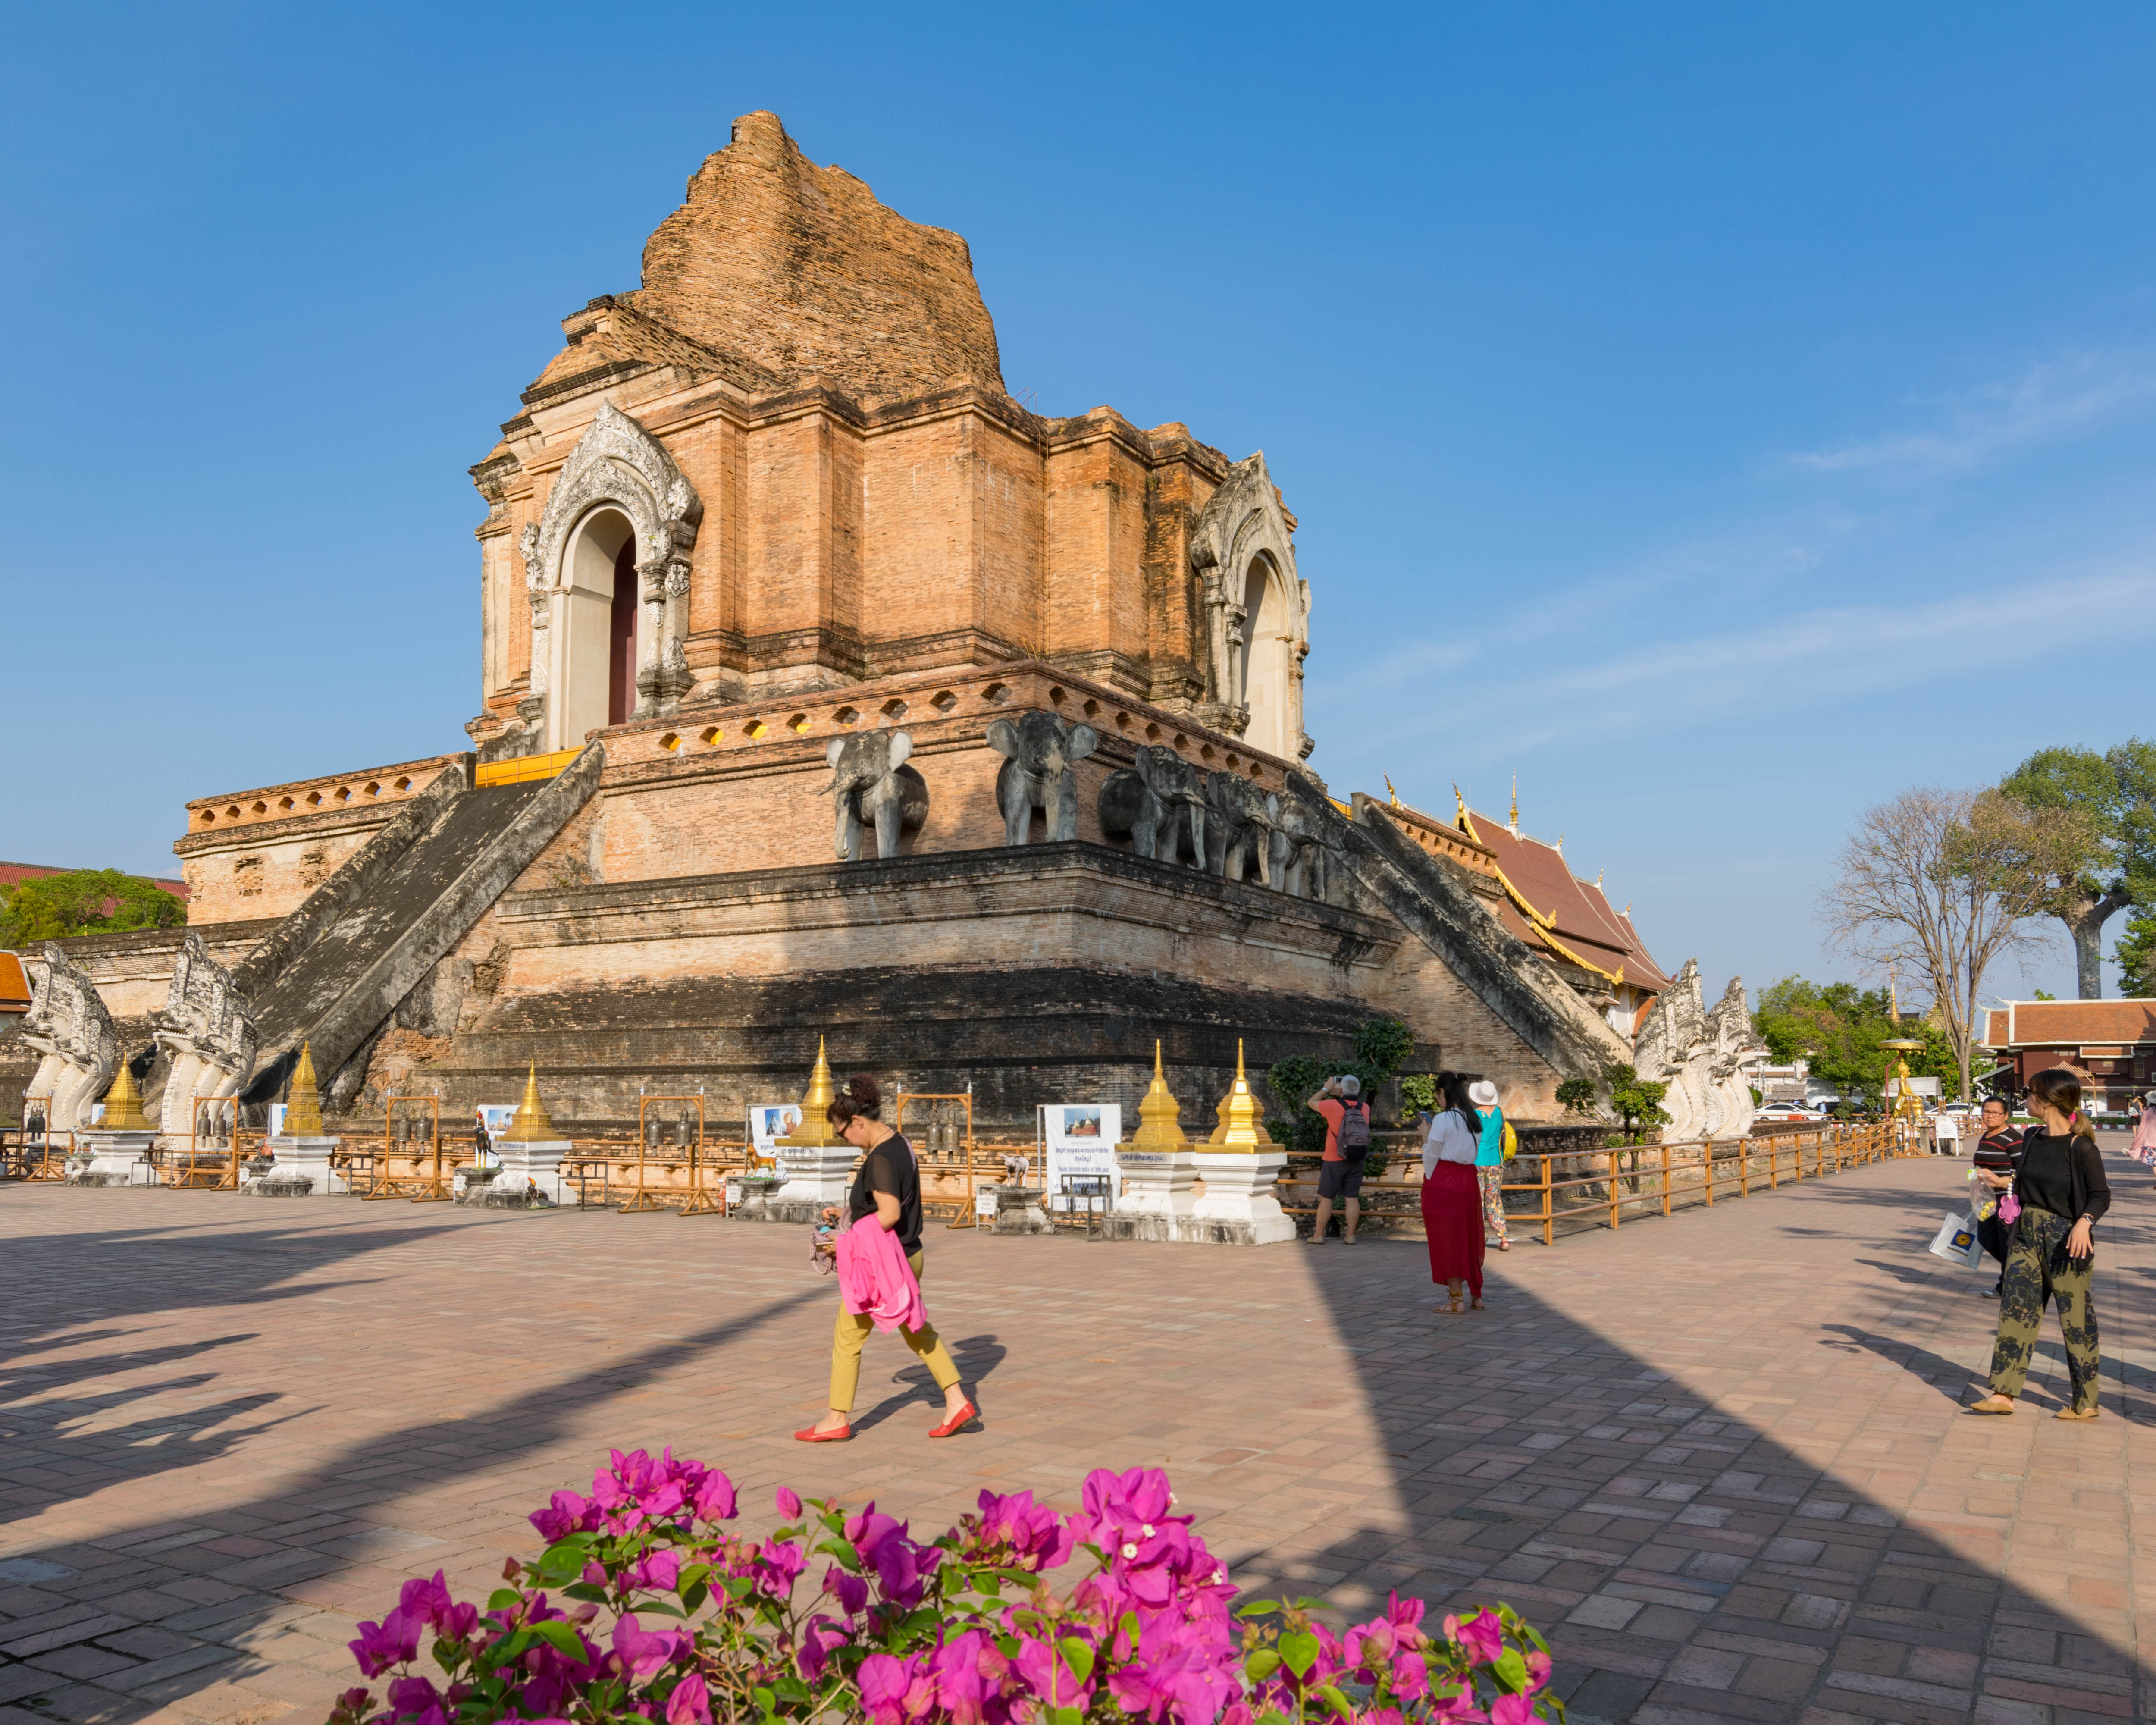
[822,1564,869,1617]
[397,1572,453,1629]
[384,1674,448,1725]
[972,1488,1076,1572]
[611,1614,690,1683]
[1391,1647,1430,1700]
[856,1652,937,1725]
[350,1608,420,1677]
[622,1547,682,1594]
[1012,1634,1097,1712]
[751,1538,807,1598]
[846,1507,934,1609]
[776,1485,803,1520]
[1448,1609,1506,1667]
[1488,1694,1541,1725]
[796,1615,851,1681]
[530,1490,595,1543]
[690,1469,736,1524]
[664,1672,711,1725]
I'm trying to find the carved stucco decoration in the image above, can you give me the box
[520,401,703,737]
[1632,959,1767,1142]
[1187,452,1313,760]
[19,943,120,1132]
[150,931,259,1140]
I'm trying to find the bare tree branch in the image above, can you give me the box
[1821,786,2059,1099]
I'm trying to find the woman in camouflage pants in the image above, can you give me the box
[1969,1068,2111,1421]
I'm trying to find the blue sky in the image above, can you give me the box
[6,4,2154,1004]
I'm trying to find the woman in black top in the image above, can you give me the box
[1970,1068,2111,1420]
[795,1073,975,1443]
[1969,1096,2024,1295]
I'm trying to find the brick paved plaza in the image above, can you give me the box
[2,1147,2149,1725]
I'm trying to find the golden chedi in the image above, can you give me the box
[100,1061,152,1132]
[282,1041,324,1136]
[777,1036,842,1148]
[1130,1041,1192,1152]
[502,1063,558,1142]
[1206,1040,1273,1149]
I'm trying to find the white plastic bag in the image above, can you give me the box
[1927,1210,1982,1269]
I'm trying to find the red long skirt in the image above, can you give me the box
[1421,1161,1484,1299]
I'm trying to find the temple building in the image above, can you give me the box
[3,113,1726,1145]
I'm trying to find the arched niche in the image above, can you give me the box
[1188,451,1312,759]
[519,402,702,751]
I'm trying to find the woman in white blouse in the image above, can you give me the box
[1419,1073,1487,1314]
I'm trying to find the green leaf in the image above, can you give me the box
[1235,1600,1282,1620]
[1319,1684,1353,1716]
[495,1628,536,1661]
[484,1588,522,1612]
[1047,1709,1082,1725]
[1278,1629,1320,1679]
[532,1619,589,1657]
[1056,1638,1096,1685]
[723,1575,755,1602]
[562,1583,608,1603]
[1244,1650,1282,1681]
[1492,1648,1529,1694]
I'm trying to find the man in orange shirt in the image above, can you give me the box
[1305,1075,1371,1243]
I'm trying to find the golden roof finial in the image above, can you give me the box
[100,1060,151,1132]
[1131,1039,1192,1152]
[501,1061,556,1142]
[778,1035,842,1147]
[1384,774,1401,809]
[1509,775,1519,834]
[1206,1038,1274,1151]
[283,1041,324,1136]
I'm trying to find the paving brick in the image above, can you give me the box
[1,1154,2150,1722]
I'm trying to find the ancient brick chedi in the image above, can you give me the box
[6,113,1730,1143]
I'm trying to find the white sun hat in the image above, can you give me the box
[1467,1079,1500,1108]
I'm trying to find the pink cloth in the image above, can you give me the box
[2132,1107,2156,1168]
[834,1218,926,1333]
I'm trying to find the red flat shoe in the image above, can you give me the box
[928,1399,978,1438]
[794,1422,852,1442]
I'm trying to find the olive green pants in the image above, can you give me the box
[828,1248,961,1412]
[1988,1208,2101,1413]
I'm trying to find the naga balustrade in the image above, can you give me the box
[1272,1118,1906,1244]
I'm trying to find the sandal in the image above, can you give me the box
[1967,1394,2015,1415]
[2056,1404,2100,1421]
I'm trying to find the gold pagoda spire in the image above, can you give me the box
[777,1036,841,1147]
[283,1041,323,1136]
[1131,1040,1192,1152]
[101,1060,150,1132]
[501,1062,556,1142]
[1206,1039,1273,1150]
[1509,775,1519,834]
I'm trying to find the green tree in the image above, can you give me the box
[1600,1062,1670,1143]
[1998,740,2156,998]
[1265,1016,1417,1155]
[1554,1077,1598,1117]
[0,869,186,946]
[2116,912,2156,997]
[1752,975,1959,1105]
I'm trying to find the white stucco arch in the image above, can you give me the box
[1188,451,1311,760]
[517,401,702,751]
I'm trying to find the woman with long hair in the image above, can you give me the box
[1969,1067,2111,1419]
[795,1073,976,1443]
[1419,1072,1486,1314]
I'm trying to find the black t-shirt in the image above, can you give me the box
[1972,1126,2022,1176]
[2016,1128,2077,1220]
[848,1132,923,1256]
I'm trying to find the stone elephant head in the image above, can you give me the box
[1270,794,1345,902]
[987,710,1100,845]
[1097,744,1207,864]
[823,729,929,861]
[1203,772,1281,885]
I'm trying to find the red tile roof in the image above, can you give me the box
[1456,807,1671,994]
[0,861,189,902]
[1979,1000,2156,1047]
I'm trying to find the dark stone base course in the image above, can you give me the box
[241,1174,317,1197]
[430,963,1375,1136]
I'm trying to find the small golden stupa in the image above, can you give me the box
[100,1061,151,1132]
[501,1063,557,1142]
[777,1036,842,1148]
[1130,1041,1192,1152]
[282,1041,324,1136]
[1206,1039,1274,1150]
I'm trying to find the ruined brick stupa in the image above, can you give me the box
[7,113,1705,1139]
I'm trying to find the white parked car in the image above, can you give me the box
[1756,1101,1825,1123]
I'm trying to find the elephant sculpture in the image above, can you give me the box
[823,729,929,861]
[1270,794,1342,902]
[1204,772,1281,884]
[987,710,1100,844]
[1097,744,1208,864]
